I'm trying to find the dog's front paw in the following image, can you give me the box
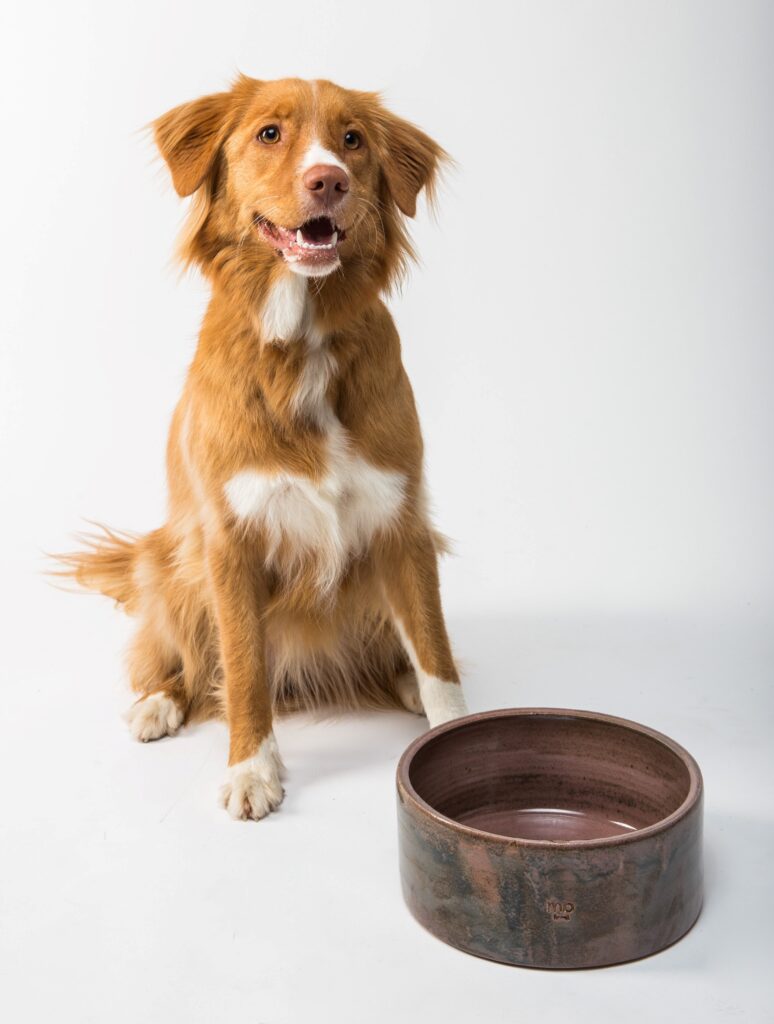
[220,733,285,821]
[421,679,469,729]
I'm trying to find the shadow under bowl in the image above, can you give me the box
[396,707,703,969]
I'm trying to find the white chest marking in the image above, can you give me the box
[224,425,406,591]
[291,342,337,427]
[259,272,309,342]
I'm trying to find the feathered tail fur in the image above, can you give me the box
[53,525,138,607]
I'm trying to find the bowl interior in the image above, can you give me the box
[406,712,693,842]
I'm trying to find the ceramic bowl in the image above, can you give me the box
[396,707,703,968]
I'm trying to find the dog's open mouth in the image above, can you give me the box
[254,214,345,267]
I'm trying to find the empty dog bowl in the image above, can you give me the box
[396,708,703,968]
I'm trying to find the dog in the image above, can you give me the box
[60,75,468,820]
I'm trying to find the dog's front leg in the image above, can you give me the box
[385,532,469,729]
[207,534,284,820]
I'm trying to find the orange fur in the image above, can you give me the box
[58,76,466,819]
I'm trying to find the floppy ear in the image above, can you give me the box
[153,92,236,197]
[374,107,447,217]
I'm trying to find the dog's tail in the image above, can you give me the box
[52,524,138,608]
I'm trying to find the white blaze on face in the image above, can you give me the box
[299,140,347,175]
[279,133,349,278]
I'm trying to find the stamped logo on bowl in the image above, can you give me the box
[545,899,576,921]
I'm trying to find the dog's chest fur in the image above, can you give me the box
[223,281,406,590]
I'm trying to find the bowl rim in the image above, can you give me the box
[396,706,703,850]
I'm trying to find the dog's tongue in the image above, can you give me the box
[299,217,336,244]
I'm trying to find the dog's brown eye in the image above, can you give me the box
[343,130,361,150]
[258,125,280,145]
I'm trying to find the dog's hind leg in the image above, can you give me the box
[123,526,220,739]
[125,616,188,742]
[125,678,186,742]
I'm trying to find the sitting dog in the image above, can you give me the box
[62,76,468,820]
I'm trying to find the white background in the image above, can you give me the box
[1,1,772,1021]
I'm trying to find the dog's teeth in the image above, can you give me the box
[290,232,338,254]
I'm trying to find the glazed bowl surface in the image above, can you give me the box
[396,707,703,968]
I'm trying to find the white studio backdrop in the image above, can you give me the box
[0,3,772,1023]
[1,0,771,622]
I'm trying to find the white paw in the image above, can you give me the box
[395,671,424,715]
[220,733,285,821]
[421,679,469,729]
[126,692,184,742]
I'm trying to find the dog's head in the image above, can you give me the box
[153,76,445,295]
